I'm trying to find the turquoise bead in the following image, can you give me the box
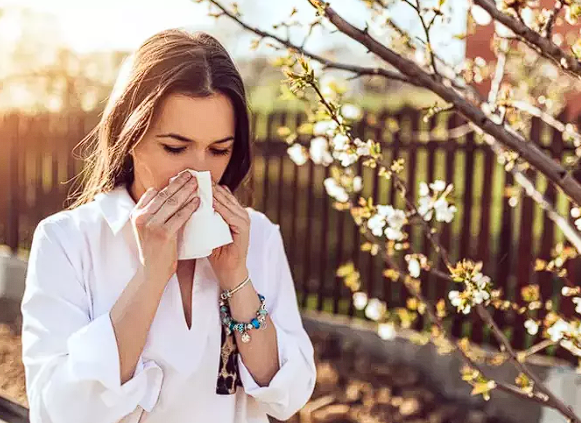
[251,318,260,329]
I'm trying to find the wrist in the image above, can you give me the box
[218,267,249,291]
[140,264,172,291]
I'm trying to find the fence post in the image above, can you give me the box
[7,114,20,254]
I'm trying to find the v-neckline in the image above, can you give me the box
[176,259,197,332]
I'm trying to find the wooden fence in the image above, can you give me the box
[1,108,580,358]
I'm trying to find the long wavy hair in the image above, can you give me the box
[67,29,253,210]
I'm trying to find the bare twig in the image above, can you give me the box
[308,0,581,207]
[308,71,579,417]
[488,38,509,109]
[358,221,569,410]
[309,74,579,420]
[401,0,441,76]
[542,0,565,38]
[476,305,580,421]
[507,101,581,149]
[473,0,581,80]
[205,0,414,84]
[209,0,581,416]
[476,129,581,252]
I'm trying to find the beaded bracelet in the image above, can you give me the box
[219,293,268,343]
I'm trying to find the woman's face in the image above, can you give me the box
[129,92,235,200]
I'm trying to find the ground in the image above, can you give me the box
[0,322,506,423]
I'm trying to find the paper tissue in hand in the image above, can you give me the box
[170,170,233,259]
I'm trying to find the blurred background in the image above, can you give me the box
[0,1,580,422]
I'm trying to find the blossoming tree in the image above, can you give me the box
[197,0,581,419]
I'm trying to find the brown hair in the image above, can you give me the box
[67,29,253,209]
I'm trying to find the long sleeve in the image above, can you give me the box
[20,217,163,423]
[237,223,317,421]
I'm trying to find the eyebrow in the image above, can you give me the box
[156,133,234,144]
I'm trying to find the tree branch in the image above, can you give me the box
[542,0,564,38]
[305,66,580,419]
[308,0,581,207]
[476,305,580,421]
[206,0,415,85]
[473,0,581,80]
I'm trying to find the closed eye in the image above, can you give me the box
[162,144,232,156]
[163,145,186,154]
[211,148,231,156]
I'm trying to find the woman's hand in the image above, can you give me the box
[130,170,200,284]
[209,182,250,290]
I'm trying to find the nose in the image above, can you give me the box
[185,151,209,173]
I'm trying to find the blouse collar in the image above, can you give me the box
[94,184,136,235]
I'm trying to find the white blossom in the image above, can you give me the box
[352,176,363,192]
[335,190,349,203]
[573,297,581,314]
[287,144,308,166]
[524,319,539,336]
[408,258,421,278]
[434,198,457,223]
[333,150,358,167]
[430,180,447,192]
[367,214,387,237]
[371,205,407,240]
[418,195,435,221]
[365,298,387,321]
[309,136,333,166]
[378,322,396,340]
[387,208,406,229]
[473,273,491,290]
[376,205,393,217]
[449,290,462,307]
[354,138,373,156]
[385,227,405,241]
[495,21,514,38]
[448,266,491,314]
[313,120,338,137]
[418,180,456,223]
[353,292,368,310]
[324,178,349,202]
[520,7,535,27]
[341,104,362,120]
[331,134,349,151]
[472,289,490,304]
[470,4,492,25]
[547,319,570,342]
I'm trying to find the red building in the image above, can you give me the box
[464,1,581,119]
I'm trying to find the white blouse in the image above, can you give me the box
[20,185,317,423]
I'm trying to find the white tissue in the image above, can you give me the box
[170,170,233,259]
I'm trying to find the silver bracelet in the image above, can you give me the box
[220,275,251,301]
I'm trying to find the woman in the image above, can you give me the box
[20,29,316,423]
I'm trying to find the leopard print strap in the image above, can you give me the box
[216,323,243,395]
